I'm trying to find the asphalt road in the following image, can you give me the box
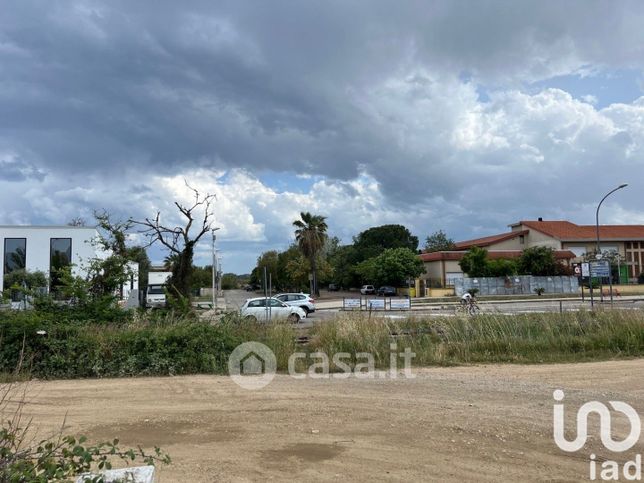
[223,290,644,321]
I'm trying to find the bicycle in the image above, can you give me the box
[458,299,480,316]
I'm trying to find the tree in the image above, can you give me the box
[459,247,489,277]
[293,212,328,296]
[85,211,137,299]
[329,244,360,289]
[517,246,560,276]
[221,273,238,290]
[355,248,424,287]
[353,224,419,261]
[250,251,280,290]
[134,183,214,301]
[3,269,48,292]
[486,259,517,277]
[424,230,456,252]
[67,217,86,227]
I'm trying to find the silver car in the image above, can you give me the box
[274,293,316,314]
[240,297,307,323]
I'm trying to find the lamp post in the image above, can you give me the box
[595,183,628,305]
[211,227,220,311]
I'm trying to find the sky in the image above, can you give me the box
[1,0,644,273]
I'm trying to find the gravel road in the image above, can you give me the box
[12,359,644,482]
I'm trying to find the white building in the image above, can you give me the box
[1,225,99,291]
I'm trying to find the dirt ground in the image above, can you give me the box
[11,359,644,482]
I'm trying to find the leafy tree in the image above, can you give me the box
[517,246,560,276]
[353,224,419,261]
[459,247,490,277]
[191,265,213,290]
[250,251,280,290]
[355,248,424,286]
[486,259,517,277]
[293,212,328,296]
[134,183,215,302]
[328,245,360,289]
[221,273,238,290]
[126,245,151,291]
[424,230,456,252]
[2,269,48,291]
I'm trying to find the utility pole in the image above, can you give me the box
[211,227,220,311]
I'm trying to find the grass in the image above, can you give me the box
[1,307,644,379]
[296,309,644,368]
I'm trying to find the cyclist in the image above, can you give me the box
[460,292,479,315]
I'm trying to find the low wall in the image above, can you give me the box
[454,276,579,296]
[426,288,455,297]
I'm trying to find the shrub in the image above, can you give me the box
[0,311,242,379]
[0,382,171,480]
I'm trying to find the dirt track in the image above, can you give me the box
[14,359,644,482]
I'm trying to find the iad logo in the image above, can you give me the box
[553,389,642,481]
[228,342,277,390]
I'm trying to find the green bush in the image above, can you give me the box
[0,311,244,379]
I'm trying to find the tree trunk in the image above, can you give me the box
[171,244,194,299]
[310,256,319,297]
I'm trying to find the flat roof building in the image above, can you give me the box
[1,225,99,291]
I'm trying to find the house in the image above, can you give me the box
[419,219,644,289]
[1,225,99,291]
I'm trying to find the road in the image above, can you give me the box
[15,359,644,482]
[224,290,644,322]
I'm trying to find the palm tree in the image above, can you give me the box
[293,212,328,296]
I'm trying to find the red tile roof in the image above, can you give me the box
[518,220,644,241]
[419,250,576,262]
[454,230,529,249]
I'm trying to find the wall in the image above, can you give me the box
[1,226,99,290]
[454,275,579,296]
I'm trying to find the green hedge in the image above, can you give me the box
[0,311,242,379]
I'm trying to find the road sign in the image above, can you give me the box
[581,262,590,277]
[590,260,610,277]
[368,299,385,310]
[344,298,361,309]
[390,299,411,310]
[573,264,581,276]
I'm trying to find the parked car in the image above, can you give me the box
[360,285,375,295]
[328,283,340,291]
[240,297,307,323]
[244,283,260,292]
[274,293,316,314]
[377,286,397,297]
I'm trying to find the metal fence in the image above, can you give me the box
[454,275,579,296]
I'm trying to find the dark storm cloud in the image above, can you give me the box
[0,157,45,182]
[0,0,643,226]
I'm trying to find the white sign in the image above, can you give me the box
[344,298,361,309]
[368,299,385,310]
[390,299,411,310]
[581,262,590,277]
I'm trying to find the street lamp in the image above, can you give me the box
[211,227,220,311]
[594,183,628,304]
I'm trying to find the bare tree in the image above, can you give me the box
[67,217,86,227]
[133,183,215,301]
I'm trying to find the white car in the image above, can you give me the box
[274,293,316,314]
[360,285,375,295]
[240,297,307,323]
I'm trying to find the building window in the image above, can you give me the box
[519,235,525,244]
[50,238,72,288]
[3,238,27,288]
